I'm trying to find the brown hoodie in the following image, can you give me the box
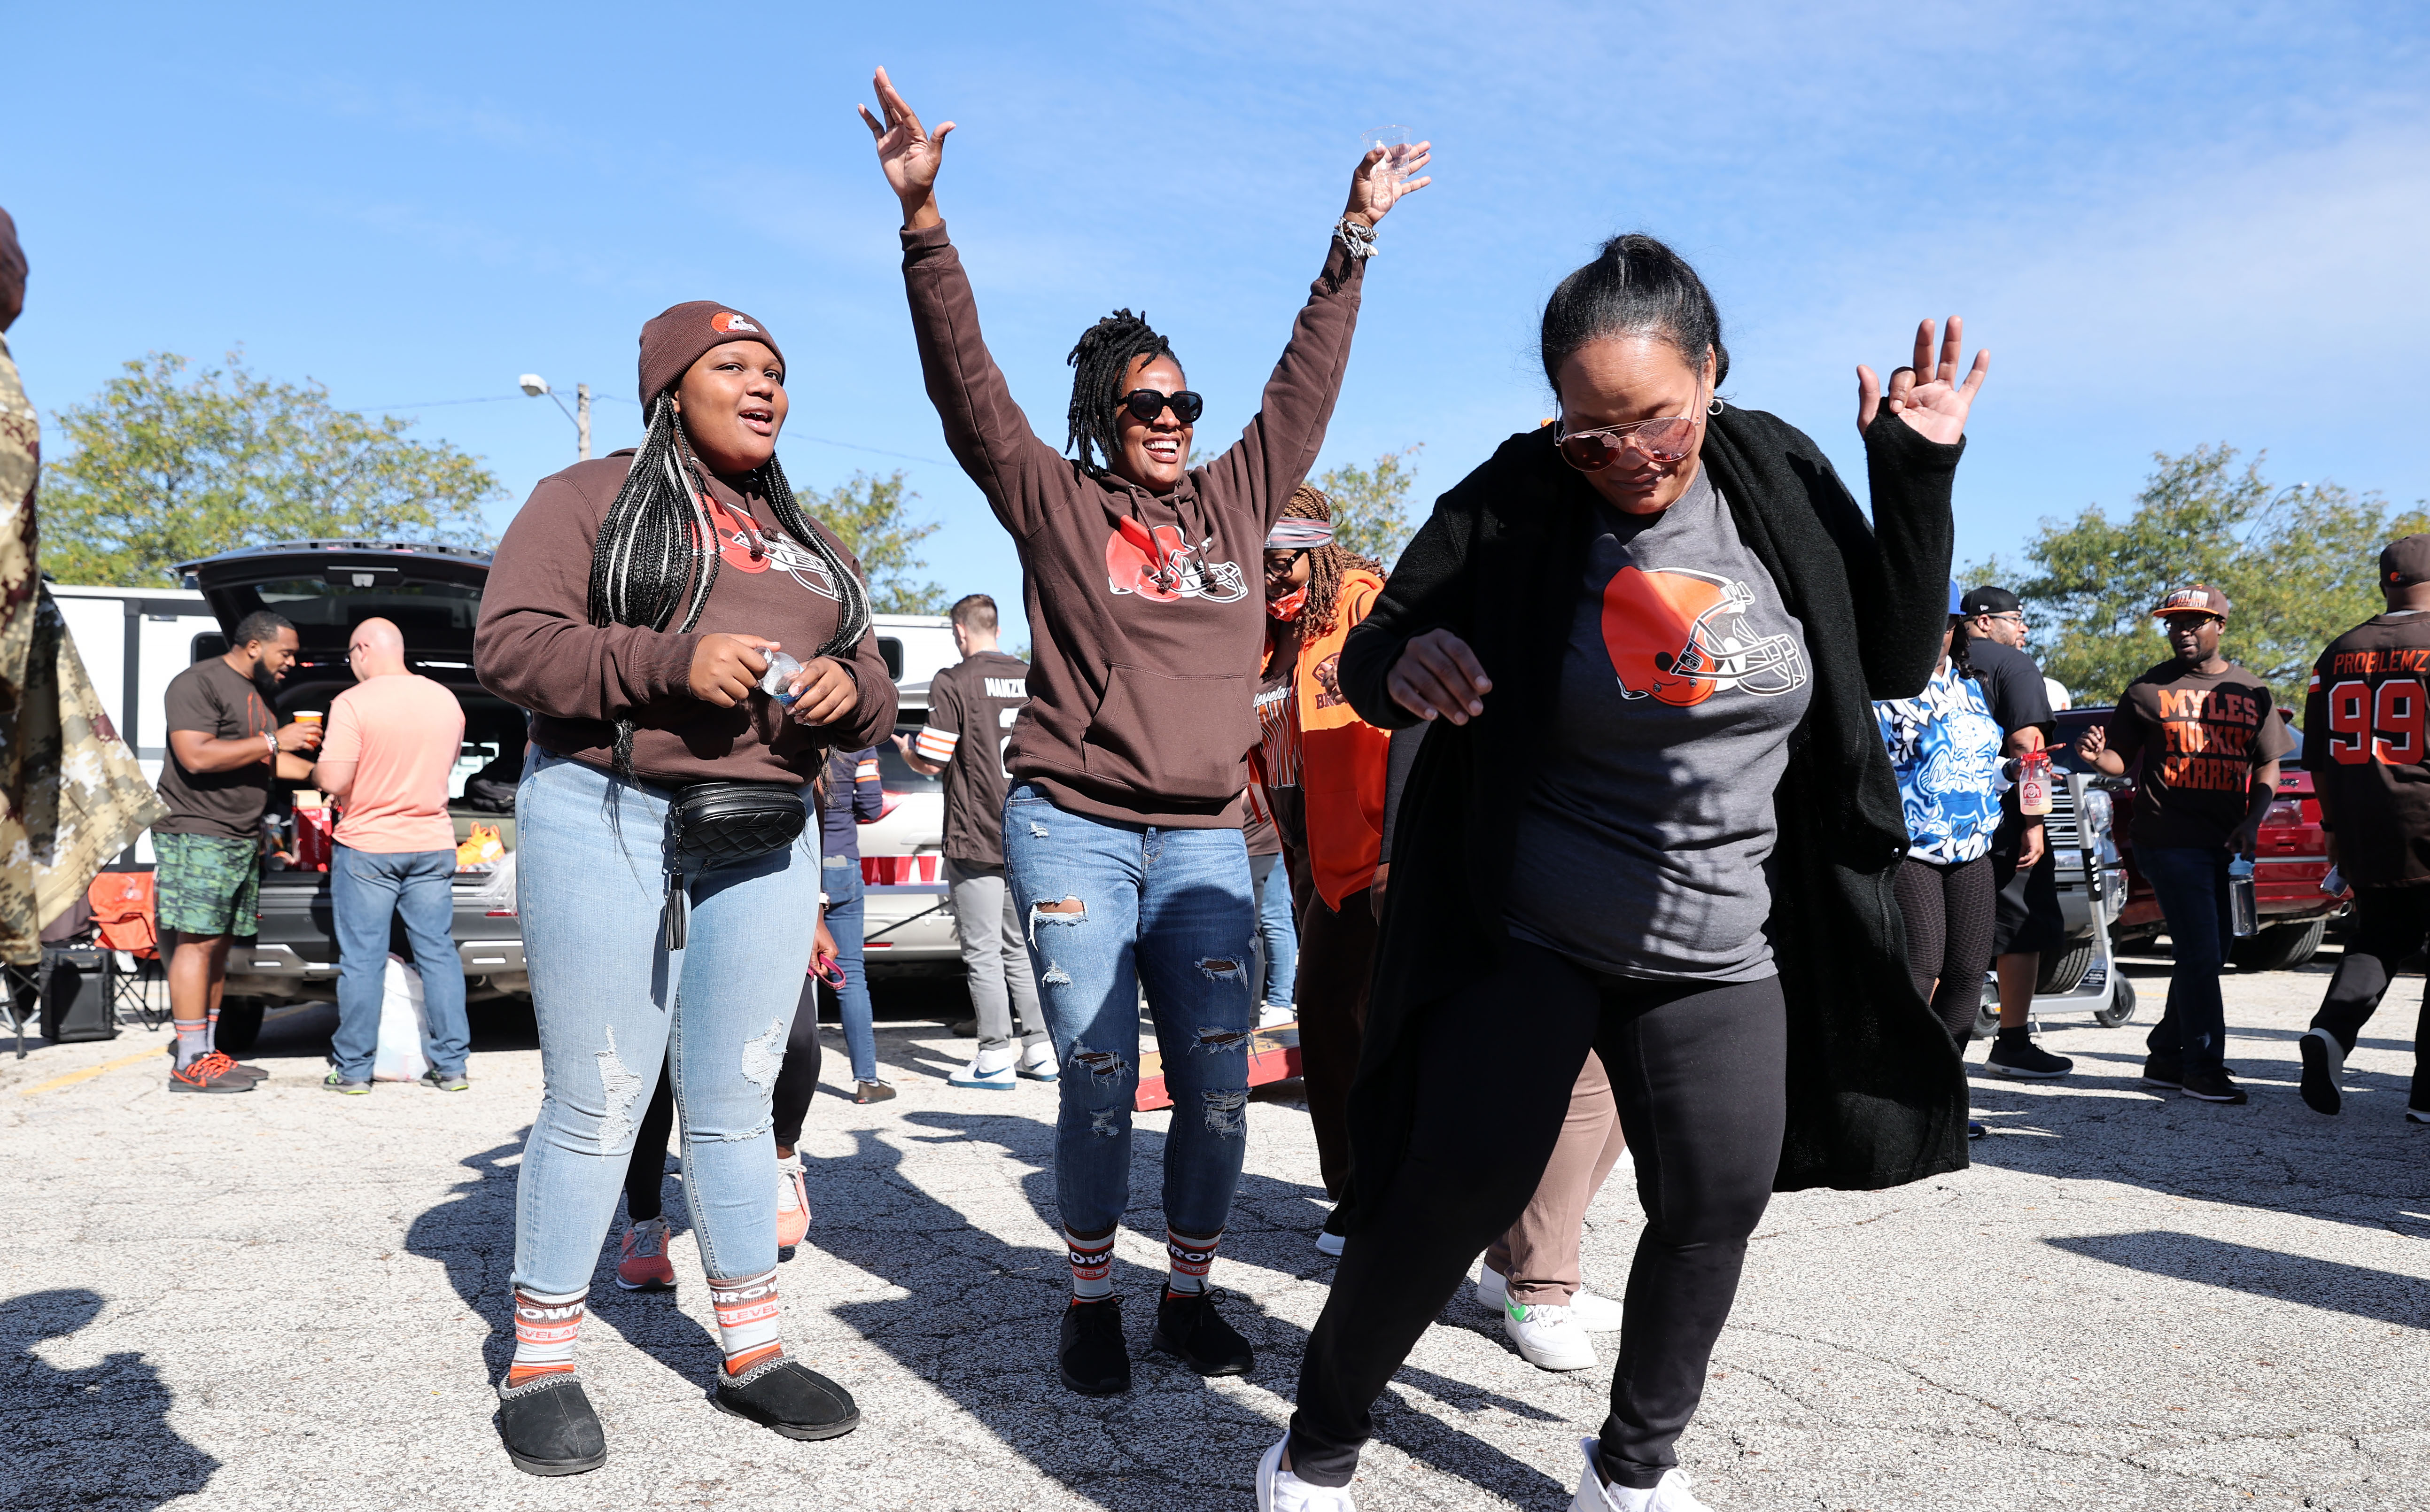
[901,221,1363,828]
[475,455,897,785]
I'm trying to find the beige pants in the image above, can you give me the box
[1484,1049,1627,1306]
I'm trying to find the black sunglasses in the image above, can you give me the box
[1118,388,1203,424]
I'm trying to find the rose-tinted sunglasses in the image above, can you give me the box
[1119,388,1204,424]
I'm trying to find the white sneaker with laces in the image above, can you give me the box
[775,1153,810,1248]
[1258,1001,1297,1029]
[1569,1439,1712,1512]
[1475,1267,1625,1331]
[1504,1300,1597,1371]
[1017,1036,1060,1082]
[1257,1436,1355,1511]
[948,1043,1019,1090]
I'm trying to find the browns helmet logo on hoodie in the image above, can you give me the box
[1104,517,1247,604]
[1600,566,1807,707]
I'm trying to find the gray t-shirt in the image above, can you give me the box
[1505,470,1813,980]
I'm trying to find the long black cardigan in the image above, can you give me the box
[1335,403,1970,1206]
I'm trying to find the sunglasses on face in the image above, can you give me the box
[1554,391,1705,471]
[1118,388,1204,425]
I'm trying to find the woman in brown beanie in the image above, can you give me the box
[473,301,897,1474]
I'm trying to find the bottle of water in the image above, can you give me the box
[759,651,804,705]
[2228,856,2258,938]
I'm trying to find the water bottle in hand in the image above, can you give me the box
[759,651,805,705]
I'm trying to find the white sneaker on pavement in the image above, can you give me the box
[1504,1300,1597,1372]
[1017,1035,1059,1082]
[1569,1439,1711,1512]
[1258,1001,1297,1029]
[948,1044,1019,1091]
[775,1153,810,1248]
[1257,1436,1355,1511]
[1475,1266,1624,1331]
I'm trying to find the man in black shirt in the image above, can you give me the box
[1959,586,2072,1078]
[900,594,1051,1089]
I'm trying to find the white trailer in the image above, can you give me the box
[47,582,228,864]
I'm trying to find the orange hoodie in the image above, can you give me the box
[1259,568,1391,908]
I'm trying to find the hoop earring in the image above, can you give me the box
[1708,397,1725,416]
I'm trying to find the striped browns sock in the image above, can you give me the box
[173,1017,210,1070]
[708,1268,784,1378]
[505,1286,587,1387]
[1066,1226,1115,1301]
[1166,1229,1220,1297]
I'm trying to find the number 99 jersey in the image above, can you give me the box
[2306,613,2430,887]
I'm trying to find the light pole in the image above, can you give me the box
[518,374,591,461]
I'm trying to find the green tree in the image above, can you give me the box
[1974,445,2430,710]
[1314,444,1424,567]
[804,469,947,615]
[40,352,498,587]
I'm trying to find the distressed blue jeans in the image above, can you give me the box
[1001,784,1258,1238]
[328,843,469,1082]
[511,751,820,1295]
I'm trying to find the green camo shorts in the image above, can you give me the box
[155,832,262,938]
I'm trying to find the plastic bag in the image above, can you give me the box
[371,954,432,1082]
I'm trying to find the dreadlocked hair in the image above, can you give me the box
[587,393,874,778]
[1065,309,1174,475]
[1282,484,1382,643]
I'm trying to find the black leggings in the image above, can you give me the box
[1891,854,1996,1042]
[2310,883,2430,1105]
[624,974,823,1223]
[1288,942,1786,1491]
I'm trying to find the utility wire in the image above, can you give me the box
[344,390,956,467]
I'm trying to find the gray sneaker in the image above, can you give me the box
[321,1071,373,1095]
[419,1067,471,1092]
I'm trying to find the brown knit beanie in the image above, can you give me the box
[637,301,784,408]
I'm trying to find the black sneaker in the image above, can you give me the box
[2140,1055,2183,1089]
[2298,1029,2344,1116]
[711,1355,860,1441]
[1059,1296,1131,1396]
[2407,1108,2430,1125]
[1968,1120,1987,1140]
[496,1374,608,1476]
[2179,1067,2249,1104]
[1151,1289,1255,1377]
[1986,1036,2074,1079]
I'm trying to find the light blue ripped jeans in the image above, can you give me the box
[512,751,819,1295]
[1001,783,1258,1238]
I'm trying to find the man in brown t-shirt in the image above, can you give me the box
[2080,584,2294,1105]
[152,610,323,1093]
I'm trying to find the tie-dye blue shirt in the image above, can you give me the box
[1874,661,2009,864]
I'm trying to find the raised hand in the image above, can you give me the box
[1344,142,1433,228]
[1857,317,1987,444]
[858,66,953,228]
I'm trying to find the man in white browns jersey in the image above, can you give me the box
[898,594,1053,1088]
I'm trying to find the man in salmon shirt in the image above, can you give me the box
[311,617,471,1093]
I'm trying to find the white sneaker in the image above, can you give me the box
[1258,1001,1297,1029]
[1257,1436,1355,1511]
[948,1044,1018,1090]
[1504,1300,1597,1371]
[1017,1036,1059,1082]
[1570,1439,1711,1512]
[1476,1267,1624,1331]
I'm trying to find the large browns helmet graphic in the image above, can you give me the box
[1600,566,1807,706]
[1104,517,1248,604]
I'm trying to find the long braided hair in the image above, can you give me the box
[1281,484,1382,642]
[587,392,872,778]
[1065,309,1174,475]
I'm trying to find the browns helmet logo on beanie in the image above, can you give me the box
[637,300,786,408]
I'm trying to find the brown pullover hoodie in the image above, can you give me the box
[475,457,897,785]
[901,221,1364,828]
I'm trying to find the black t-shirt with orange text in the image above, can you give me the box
[2105,659,2296,850]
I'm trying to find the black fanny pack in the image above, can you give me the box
[660,780,807,949]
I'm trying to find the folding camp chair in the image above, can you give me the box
[88,870,169,1033]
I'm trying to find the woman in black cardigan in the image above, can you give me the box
[1256,237,1986,1512]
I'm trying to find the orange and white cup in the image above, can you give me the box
[294,711,324,729]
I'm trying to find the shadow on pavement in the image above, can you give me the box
[1,1288,219,1509]
[803,1107,1569,1512]
[2045,1232,2430,1331]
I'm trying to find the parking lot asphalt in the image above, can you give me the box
[5,950,2430,1512]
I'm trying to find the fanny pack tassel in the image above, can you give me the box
[661,870,689,953]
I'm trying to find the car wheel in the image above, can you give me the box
[1973,987,2001,1041]
[216,998,266,1054]
[2036,939,2096,995]
[2092,973,2138,1028]
[2230,918,2329,973]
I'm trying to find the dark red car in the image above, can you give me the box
[2054,706,2345,971]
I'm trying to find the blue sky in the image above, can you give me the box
[12,2,2427,651]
